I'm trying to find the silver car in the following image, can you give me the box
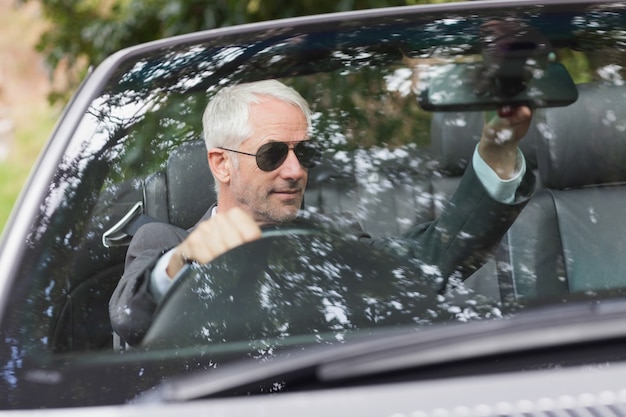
[2,0,626,415]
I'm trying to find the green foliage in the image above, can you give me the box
[558,49,593,84]
[21,0,458,103]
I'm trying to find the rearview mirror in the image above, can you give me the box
[418,62,578,112]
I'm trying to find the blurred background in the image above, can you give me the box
[0,0,458,233]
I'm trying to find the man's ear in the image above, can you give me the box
[208,149,231,184]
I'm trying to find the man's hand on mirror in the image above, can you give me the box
[478,105,532,180]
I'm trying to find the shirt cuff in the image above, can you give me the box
[149,248,186,303]
[472,145,526,204]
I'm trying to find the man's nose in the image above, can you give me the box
[279,149,306,179]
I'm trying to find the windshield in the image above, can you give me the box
[3,0,626,408]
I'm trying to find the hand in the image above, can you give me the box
[166,207,262,277]
[478,105,533,180]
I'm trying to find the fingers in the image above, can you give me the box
[497,106,514,118]
[225,207,263,242]
[478,105,532,180]
[486,105,532,129]
[166,208,262,276]
[483,105,532,146]
[503,105,532,127]
[192,208,262,263]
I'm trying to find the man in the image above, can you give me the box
[110,79,535,346]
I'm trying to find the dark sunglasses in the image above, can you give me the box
[219,141,320,172]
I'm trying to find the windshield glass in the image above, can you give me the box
[4,0,626,408]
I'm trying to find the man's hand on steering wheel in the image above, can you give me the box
[166,207,262,278]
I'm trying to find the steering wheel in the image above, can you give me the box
[140,222,446,350]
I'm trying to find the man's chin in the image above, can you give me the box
[276,207,300,223]
[255,203,300,224]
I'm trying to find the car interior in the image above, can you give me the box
[48,78,626,355]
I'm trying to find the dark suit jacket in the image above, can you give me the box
[110,163,535,346]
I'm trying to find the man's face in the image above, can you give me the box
[229,97,309,225]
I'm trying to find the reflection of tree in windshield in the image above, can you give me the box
[17,14,561,358]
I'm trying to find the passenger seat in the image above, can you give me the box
[508,82,626,300]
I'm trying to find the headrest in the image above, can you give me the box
[537,82,626,189]
[430,111,539,176]
[166,139,216,229]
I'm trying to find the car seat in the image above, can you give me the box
[508,82,626,300]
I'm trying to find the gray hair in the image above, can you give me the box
[202,80,312,193]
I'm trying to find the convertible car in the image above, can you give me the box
[2,0,626,414]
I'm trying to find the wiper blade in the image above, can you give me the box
[137,299,626,403]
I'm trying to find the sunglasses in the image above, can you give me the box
[219,141,320,172]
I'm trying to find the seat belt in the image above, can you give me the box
[102,202,163,248]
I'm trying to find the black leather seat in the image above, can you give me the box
[507,82,626,300]
[143,140,216,230]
